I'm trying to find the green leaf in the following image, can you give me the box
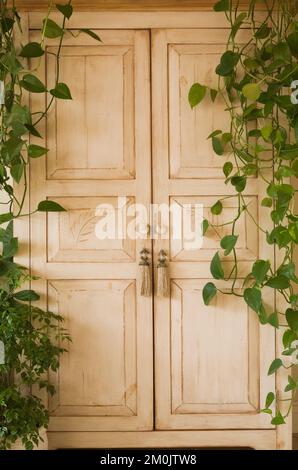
[1,51,23,78]
[265,392,275,408]
[264,101,274,117]
[212,136,224,155]
[0,260,13,276]
[19,42,44,58]
[25,123,42,138]
[20,74,47,93]
[208,130,222,139]
[284,375,297,393]
[273,42,291,62]
[10,163,24,184]
[56,3,73,19]
[2,236,18,259]
[230,175,246,192]
[43,18,63,38]
[50,82,72,100]
[255,24,271,39]
[289,222,298,243]
[0,213,13,225]
[202,219,209,236]
[244,287,262,313]
[243,163,257,176]
[261,408,272,415]
[258,304,268,325]
[268,358,283,375]
[242,83,261,101]
[267,226,291,248]
[231,13,247,39]
[287,32,298,58]
[266,275,290,289]
[277,262,298,283]
[80,28,102,42]
[268,312,279,329]
[2,136,24,161]
[283,329,297,348]
[4,103,31,137]
[28,144,49,158]
[261,124,273,141]
[188,83,206,108]
[2,221,18,259]
[13,289,40,301]
[223,161,233,177]
[213,0,230,12]
[211,200,222,215]
[222,133,232,144]
[37,200,66,212]
[261,197,272,207]
[210,252,224,280]
[202,282,217,305]
[280,147,298,160]
[210,89,218,102]
[220,234,238,256]
[286,308,298,332]
[216,50,239,76]
[252,259,270,284]
[1,17,14,33]
[271,411,285,425]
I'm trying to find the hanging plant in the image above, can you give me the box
[189,0,298,424]
[0,0,100,449]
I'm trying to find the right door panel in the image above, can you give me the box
[152,28,276,430]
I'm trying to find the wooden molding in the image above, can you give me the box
[13,0,268,11]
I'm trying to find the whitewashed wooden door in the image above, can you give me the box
[152,28,276,430]
[30,29,153,432]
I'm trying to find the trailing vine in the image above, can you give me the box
[0,0,100,449]
[189,0,298,425]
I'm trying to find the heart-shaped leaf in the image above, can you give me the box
[43,19,63,38]
[286,308,298,332]
[252,259,270,284]
[202,282,217,305]
[50,82,72,100]
[28,144,49,158]
[37,200,66,212]
[242,83,261,101]
[20,74,46,93]
[211,200,223,215]
[244,287,262,313]
[210,252,224,280]
[56,3,73,19]
[13,289,40,301]
[20,42,44,58]
[220,234,238,256]
[80,28,102,42]
[268,358,283,375]
[188,83,206,108]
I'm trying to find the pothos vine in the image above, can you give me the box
[0,0,100,449]
[189,0,298,425]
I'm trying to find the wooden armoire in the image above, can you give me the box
[15,0,292,450]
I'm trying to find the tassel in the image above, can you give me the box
[157,250,169,297]
[139,249,151,297]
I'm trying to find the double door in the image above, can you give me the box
[29,25,275,435]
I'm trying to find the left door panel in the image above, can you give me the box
[29,29,153,432]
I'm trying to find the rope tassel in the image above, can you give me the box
[157,250,169,297]
[139,249,151,297]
